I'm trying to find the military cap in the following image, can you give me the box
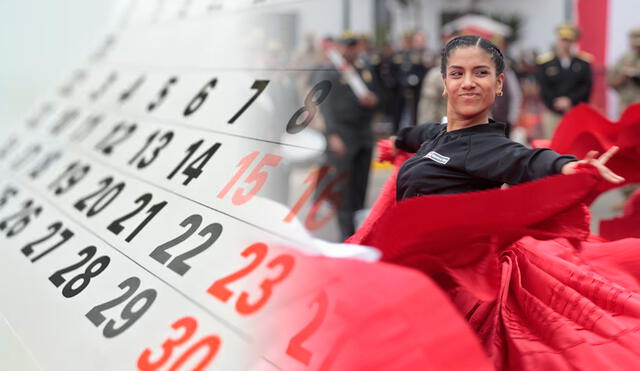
[556,23,580,41]
[402,29,416,39]
[339,30,358,46]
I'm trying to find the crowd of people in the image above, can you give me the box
[289,22,640,240]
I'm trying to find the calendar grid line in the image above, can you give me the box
[73,143,311,246]
[11,174,255,343]
[63,97,325,152]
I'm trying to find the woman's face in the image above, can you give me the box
[443,46,504,120]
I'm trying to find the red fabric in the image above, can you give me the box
[576,0,609,112]
[549,103,640,188]
[302,258,494,371]
[600,189,640,240]
[347,140,640,369]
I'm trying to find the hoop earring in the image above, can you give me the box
[496,91,503,96]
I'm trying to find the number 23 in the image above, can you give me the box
[207,242,294,315]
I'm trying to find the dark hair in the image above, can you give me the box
[440,35,505,76]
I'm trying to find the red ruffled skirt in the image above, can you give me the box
[348,161,640,370]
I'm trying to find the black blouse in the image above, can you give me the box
[395,122,577,200]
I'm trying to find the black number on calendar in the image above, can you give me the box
[167,140,221,185]
[0,136,19,162]
[149,214,223,276]
[21,221,74,262]
[26,103,54,128]
[69,114,103,143]
[49,245,110,298]
[95,122,137,155]
[128,130,174,169]
[90,71,118,101]
[85,276,157,338]
[148,76,178,112]
[183,78,217,116]
[28,151,62,179]
[73,176,125,217]
[286,80,332,134]
[90,35,116,62]
[59,69,87,97]
[227,79,269,124]
[0,199,42,238]
[48,161,91,196]
[49,108,81,135]
[0,186,18,212]
[11,144,42,170]
[119,75,145,103]
[107,193,167,242]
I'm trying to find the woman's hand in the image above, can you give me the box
[561,146,625,184]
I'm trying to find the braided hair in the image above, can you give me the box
[440,35,505,76]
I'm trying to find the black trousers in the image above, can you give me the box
[325,143,373,241]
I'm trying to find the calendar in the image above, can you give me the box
[0,1,468,370]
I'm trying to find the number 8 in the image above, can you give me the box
[286,80,332,134]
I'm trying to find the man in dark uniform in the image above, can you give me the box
[317,31,379,240]
[392,30,429,132]
[536,23,593,139]
[370,43,401,125]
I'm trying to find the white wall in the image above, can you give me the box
[271,0,374,46]
[409,0,566,55]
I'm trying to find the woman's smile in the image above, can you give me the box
[443,46,504,127]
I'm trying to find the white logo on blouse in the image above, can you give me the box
[424,151,450,165]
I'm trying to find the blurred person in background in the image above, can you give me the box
[418,57,448,124]
[392,30,429,132]
[317,31,379,240]
[490,35,522,137]
[357,33,375,64]
[608,27,640,116]
[418,31,450,124]
[371,42,401,126]
[608,26,640,210]
[292,34,326,97]
[536,23,593,139]
[513,48,546,140]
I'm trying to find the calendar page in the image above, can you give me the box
[0,1,475,370]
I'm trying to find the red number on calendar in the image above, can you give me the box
[283,165,347,230]
[137,316,221,371]
[216,151,282,205]
[207,242,295,315]
[286,290,329,365]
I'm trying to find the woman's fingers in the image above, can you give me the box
[584,150,598,162]
[598,145,619,165]
[595,163,625,183]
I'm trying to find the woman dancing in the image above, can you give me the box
[349,35,640,370]
[392,35,623,200]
